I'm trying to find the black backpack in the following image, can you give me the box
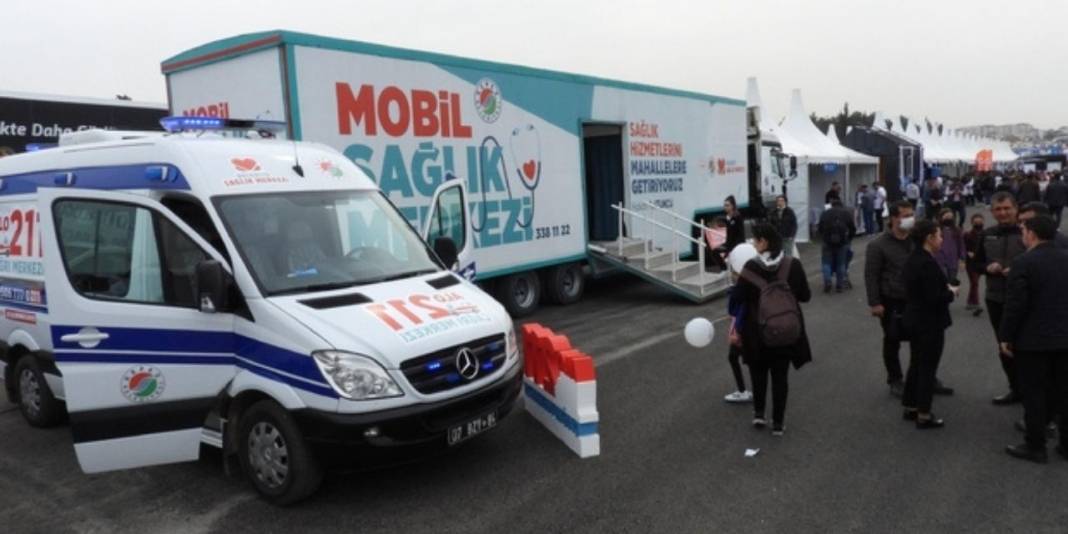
[826,213,847,246]
[740,260,802,348]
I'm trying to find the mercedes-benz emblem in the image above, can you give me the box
[455,347,479,380]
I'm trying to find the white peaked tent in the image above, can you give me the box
[776,89,877,240]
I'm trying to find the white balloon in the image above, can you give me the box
[684,317,715,348]
[728,243,759,274]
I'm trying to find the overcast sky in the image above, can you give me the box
[5,0,1065,129]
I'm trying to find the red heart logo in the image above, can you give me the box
[231,158,260,172]
[522,160,537,180]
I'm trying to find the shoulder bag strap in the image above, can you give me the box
[738,267,767,290]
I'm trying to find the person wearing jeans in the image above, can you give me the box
[817,199,856,292]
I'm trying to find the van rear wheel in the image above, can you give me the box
[497,271,541,317]
[544,263,585,305]
[15,357,64,428]
[238,399,323,505]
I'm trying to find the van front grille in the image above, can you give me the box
[399,334,507,394]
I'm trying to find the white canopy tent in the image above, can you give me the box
[875,113,1018,168]
[776,89,877,241]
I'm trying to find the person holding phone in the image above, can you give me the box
[901,219,959,428]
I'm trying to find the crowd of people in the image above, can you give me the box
[709,171,1068,463]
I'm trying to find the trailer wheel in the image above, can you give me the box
[544,263,585,305]
[15,357,65,428]
[497,272,541,317]
[238,399,323,506]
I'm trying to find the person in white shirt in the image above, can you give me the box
[873,181,888,232]
[905,180,921,209]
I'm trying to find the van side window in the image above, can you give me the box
[54,200,208,308]
[428,186,465,250]
[161,196,230,263]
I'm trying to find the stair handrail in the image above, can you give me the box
[641,200,712,235]
[611,203,706,288]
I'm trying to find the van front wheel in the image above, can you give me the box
[497,271,541,317]
[15,357,65,428]
[238,400,323,505]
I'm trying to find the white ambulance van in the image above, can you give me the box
[0,117,521,504]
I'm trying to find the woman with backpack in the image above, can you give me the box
[901,219,959,429]
[734,223,812,436]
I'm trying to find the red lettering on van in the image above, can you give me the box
[335,83,472,139]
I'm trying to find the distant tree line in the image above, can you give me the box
[810,104,947,139]
[810,103,873,139]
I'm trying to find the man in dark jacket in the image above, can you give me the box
[818,199,856,293]
[1017,175,1042,205]
[976,192,1029,405]
[864,201,954,397]
[1019,202,1068,249]
[865,200,914,396]
[1000,215,1068,463]
[825,182,842,205]
[769,195,798,257]
[1043,174,1068,226]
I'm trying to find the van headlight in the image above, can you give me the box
[312,351,403,400]
[506,325,518,360]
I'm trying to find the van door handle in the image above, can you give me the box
[60,328,110,348]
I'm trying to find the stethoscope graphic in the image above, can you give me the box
[467,123,541,232]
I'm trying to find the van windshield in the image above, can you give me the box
[215,190,440,296]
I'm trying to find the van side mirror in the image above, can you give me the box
[789,155,798,177]
[195,260,229,313]
[433,237,459,270]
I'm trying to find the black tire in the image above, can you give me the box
[15,357,65,428]
[543,263,585,305]
[496,271,541,317]
[237,399,323,505]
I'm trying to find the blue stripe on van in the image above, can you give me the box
[0,164,190,196]
[50,325,337,398]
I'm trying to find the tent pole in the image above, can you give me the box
[846,160,851,208]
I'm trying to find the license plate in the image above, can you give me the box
[447,412,497,446]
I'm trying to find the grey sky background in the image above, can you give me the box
[4,0,1065,128]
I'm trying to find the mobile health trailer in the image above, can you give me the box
[163,30,749,315]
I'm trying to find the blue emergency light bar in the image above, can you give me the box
[159,116,288,134]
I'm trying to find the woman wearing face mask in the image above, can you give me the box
[901,219,959,428]
[934,208,966,286]
[963,213,987,316]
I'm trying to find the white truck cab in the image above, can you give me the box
[0,118,521,504]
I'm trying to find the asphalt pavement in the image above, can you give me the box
[2,217,1067,533]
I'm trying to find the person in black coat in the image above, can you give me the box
[999,215,1068,463]
[901,219,958,429]
[1044,174,1068,226]
[723,195,745,252]
[735,222,812,436]
[1017,176,1041,205]
[768,195,798,257]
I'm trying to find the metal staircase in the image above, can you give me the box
[587,201,731,303]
